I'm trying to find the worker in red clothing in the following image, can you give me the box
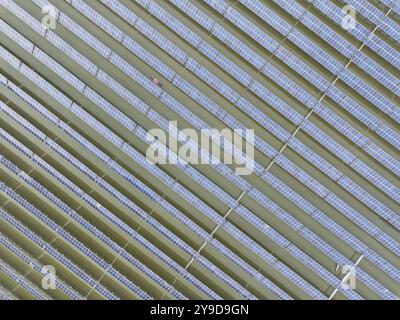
[150,76,162,88]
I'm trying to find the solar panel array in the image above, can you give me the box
[0,0,398,300]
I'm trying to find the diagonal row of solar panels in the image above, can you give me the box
[0,0,398,300]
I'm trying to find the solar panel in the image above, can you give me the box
[0,0,398,300]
